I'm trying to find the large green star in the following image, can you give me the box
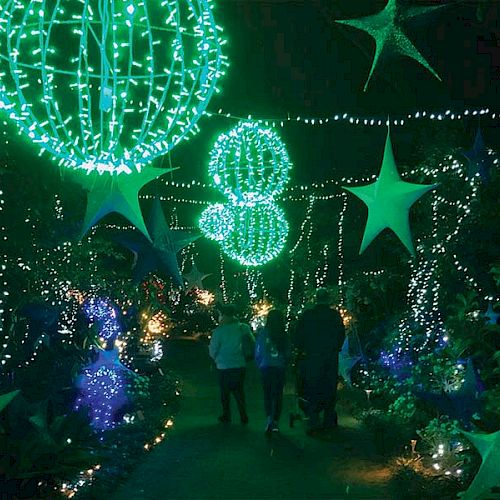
[459,430,500,500]
[73,167,174,241]
[335,0,444,91]
[343,130,437,256]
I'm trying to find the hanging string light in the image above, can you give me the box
[208,107,497,129]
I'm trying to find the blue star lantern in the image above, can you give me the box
[119,199,200,287]
[462,128,495,183]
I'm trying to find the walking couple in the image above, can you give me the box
[208,289,345,435]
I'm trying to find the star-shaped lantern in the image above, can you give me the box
[119,198,200,287]
[343,129,438,256]
[485,302,500,325]
[462,128,494,183]
[335,0,444,91]
[458,430,500,500]
[184,262,211,291]
[339,338,362,386]
[74,167,174,241]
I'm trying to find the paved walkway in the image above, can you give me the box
[112,339,391,500]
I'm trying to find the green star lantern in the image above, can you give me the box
[343,128,438,256]
[335,0,443,91]
[0,0,227,175]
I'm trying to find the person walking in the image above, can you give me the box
[255,309,290,433]
[209,304,254,424]
[294,288,345,435]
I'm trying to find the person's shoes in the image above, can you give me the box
[218,415,231,424]
[271,421,279,432]
[240,415,249,425]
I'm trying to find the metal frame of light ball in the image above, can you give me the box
[208,121,292,204]
[220,203,289,267]
[0,0,227,175]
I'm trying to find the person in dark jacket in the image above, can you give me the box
[294,288,345,434]
[255,309,290,433]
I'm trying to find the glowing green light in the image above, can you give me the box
[201,121,291,266]
[221,203,289,267]
[208,121,292,205]
[199,203,234,242]
[0,0,227,175]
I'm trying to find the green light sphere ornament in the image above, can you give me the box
[198,203,234,242]
[221,203,289,267]
[0,0,227,175]
[208,121,292,205]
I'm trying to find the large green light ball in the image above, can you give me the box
[221,203,289,266]
[0,0,227,175]
[199,203,234,241]
[208,121,292,205]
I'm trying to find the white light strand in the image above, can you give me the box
[337,192,348,306]
[208,107,497,128]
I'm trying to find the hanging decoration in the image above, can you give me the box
[199,203,234,241]
[343,128,438,256]
[199,121,292,266]
[0,0,227,175]
[458,430,500,500]
[119,198,200,287]
[484,302,500,325]
[334,0,443,91]
[208,121,292,205]
[208,107,496,129]
[77,167,173,240]
[461,128,495,183]
[220,204,289,267]
[184,262,211,291]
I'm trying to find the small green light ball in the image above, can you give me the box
[0,0,226,175]
[221,203,289,266]
[208,121,292,204]
[199,203,234,242]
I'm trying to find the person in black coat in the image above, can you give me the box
[294,288,345,434]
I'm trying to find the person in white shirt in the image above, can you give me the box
[209,304,254,424]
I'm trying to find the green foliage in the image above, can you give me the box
[0,393,99,496]
[359,408,414,456]
[388,393,418,421]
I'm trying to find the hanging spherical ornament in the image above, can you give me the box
[221,203,289,266]
[0,0,227,175]
[208,121,292,205]
[198,203,234,241]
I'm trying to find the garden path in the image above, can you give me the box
[112,338,391,500]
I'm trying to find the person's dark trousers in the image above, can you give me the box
[302,357,339,430]
[260,366,286,423]
[217,367,248,422]
[322,360,339,428]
